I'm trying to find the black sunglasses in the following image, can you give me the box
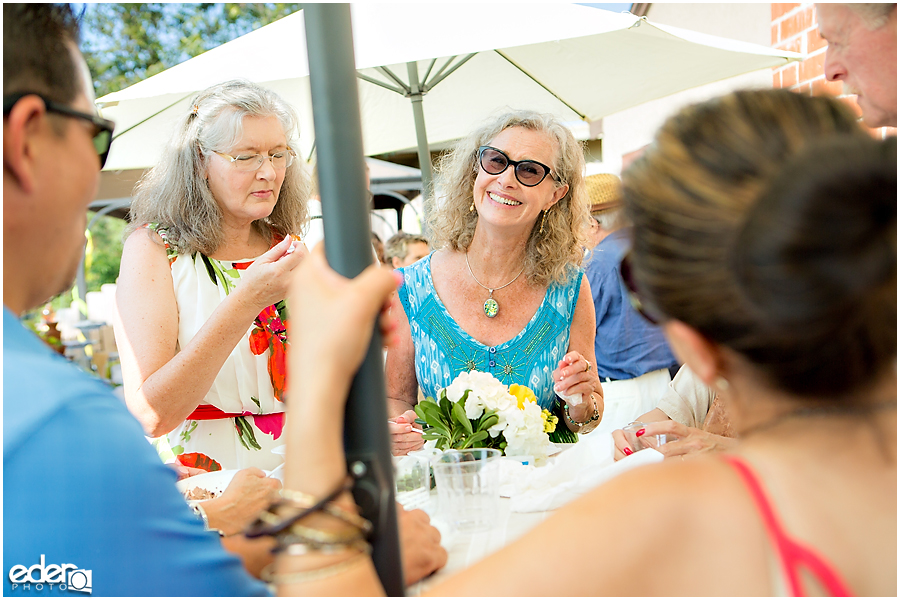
[4,92,115,169]
[619,251,666,325]
[477,145,558,187]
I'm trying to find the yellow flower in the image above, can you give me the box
[541,409,558,433]
[508,384,538,410]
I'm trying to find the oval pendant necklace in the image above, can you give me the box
[465,251,526,318]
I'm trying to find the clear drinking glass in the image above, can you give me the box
[431,448,501,532]
[623,421,669,452]
[393,454,431,510]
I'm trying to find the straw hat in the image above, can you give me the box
[585,173,623,213]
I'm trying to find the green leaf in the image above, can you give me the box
[461,430,488,449]
[418,401,446,428]
[478,413,499,432]
[439,396,453,420]
[451,402,473,435]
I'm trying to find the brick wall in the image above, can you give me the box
[771,3,895,137]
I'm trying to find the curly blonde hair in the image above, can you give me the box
[428,110,588,286]
[126,80,311,255]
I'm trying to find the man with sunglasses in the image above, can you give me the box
[3,5,267,595]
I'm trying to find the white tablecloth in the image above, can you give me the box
[408,495,551,595]
[407,432,664,594]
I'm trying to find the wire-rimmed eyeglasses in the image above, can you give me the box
[213,149,296,172]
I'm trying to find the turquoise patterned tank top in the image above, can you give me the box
[397,254,583,410]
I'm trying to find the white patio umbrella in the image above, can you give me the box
[97,2,801,189]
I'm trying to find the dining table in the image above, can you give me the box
[404,433,664,594]
[407,493,554,595]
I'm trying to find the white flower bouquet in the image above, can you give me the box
[414,371,558,461]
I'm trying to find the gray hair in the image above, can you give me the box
[845,3,896,29]
[127,79,311,255]
[592,207,629,231]
[429,109,588,287]
[384,231,429,263]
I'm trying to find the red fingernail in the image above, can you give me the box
[623,447,633,456]
[392,270,404,286]
[635,428,645,437]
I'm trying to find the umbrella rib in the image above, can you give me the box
[357,72,408,96]
[423,53,477,92]
[493,50,588,121]
[375,66,411,95]
[420,58,438,87]
[108,93,194,141]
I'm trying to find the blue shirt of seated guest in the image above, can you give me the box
[585,227,677,381]
[3,308,269,597]
[397,253,583,409]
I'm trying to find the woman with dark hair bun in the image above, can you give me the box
[270,89,895,596]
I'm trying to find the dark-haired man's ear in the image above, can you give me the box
[3,96,46,195]
[662,320,726,387]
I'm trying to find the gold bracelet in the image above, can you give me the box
[279,539,371,556]
[261,546,370,585]
[278,488,372,534]
[283,522,366,545]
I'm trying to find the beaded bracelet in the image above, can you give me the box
[563,393,600,427]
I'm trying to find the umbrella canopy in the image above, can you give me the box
[97,3,801,173]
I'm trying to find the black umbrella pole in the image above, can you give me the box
[304,4,405,596]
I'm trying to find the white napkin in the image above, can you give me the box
[503,432,664,513]
[556,390,583,406]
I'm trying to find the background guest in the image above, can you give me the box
[817,2,897,128]
[115,80,309,471]
[386,110,602,455]
[384,231,430,269]
[611,364,737,460]
[581,173,678,433]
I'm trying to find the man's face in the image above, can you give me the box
[36,46,103,305]
[392,241,430,268]
[818,4,897,128]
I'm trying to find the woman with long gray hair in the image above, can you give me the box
[386,110,604,454]
[115,80,311,472]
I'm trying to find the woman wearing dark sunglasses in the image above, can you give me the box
[385,110,603,454]
[274,89,894,595]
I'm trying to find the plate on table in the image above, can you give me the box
[176,469,239,506]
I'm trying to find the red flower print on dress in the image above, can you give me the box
[248,301,289,403]
[176,451,222,472]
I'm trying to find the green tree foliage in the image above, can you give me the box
[81,3,303,98]
[85,213,127,292]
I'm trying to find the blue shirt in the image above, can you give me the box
[585,228,676,380]
[3,308,269,597]
[398,254,582,409]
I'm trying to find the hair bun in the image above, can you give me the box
[730,135,896,396]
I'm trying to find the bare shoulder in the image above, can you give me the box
[122,225,168,258]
